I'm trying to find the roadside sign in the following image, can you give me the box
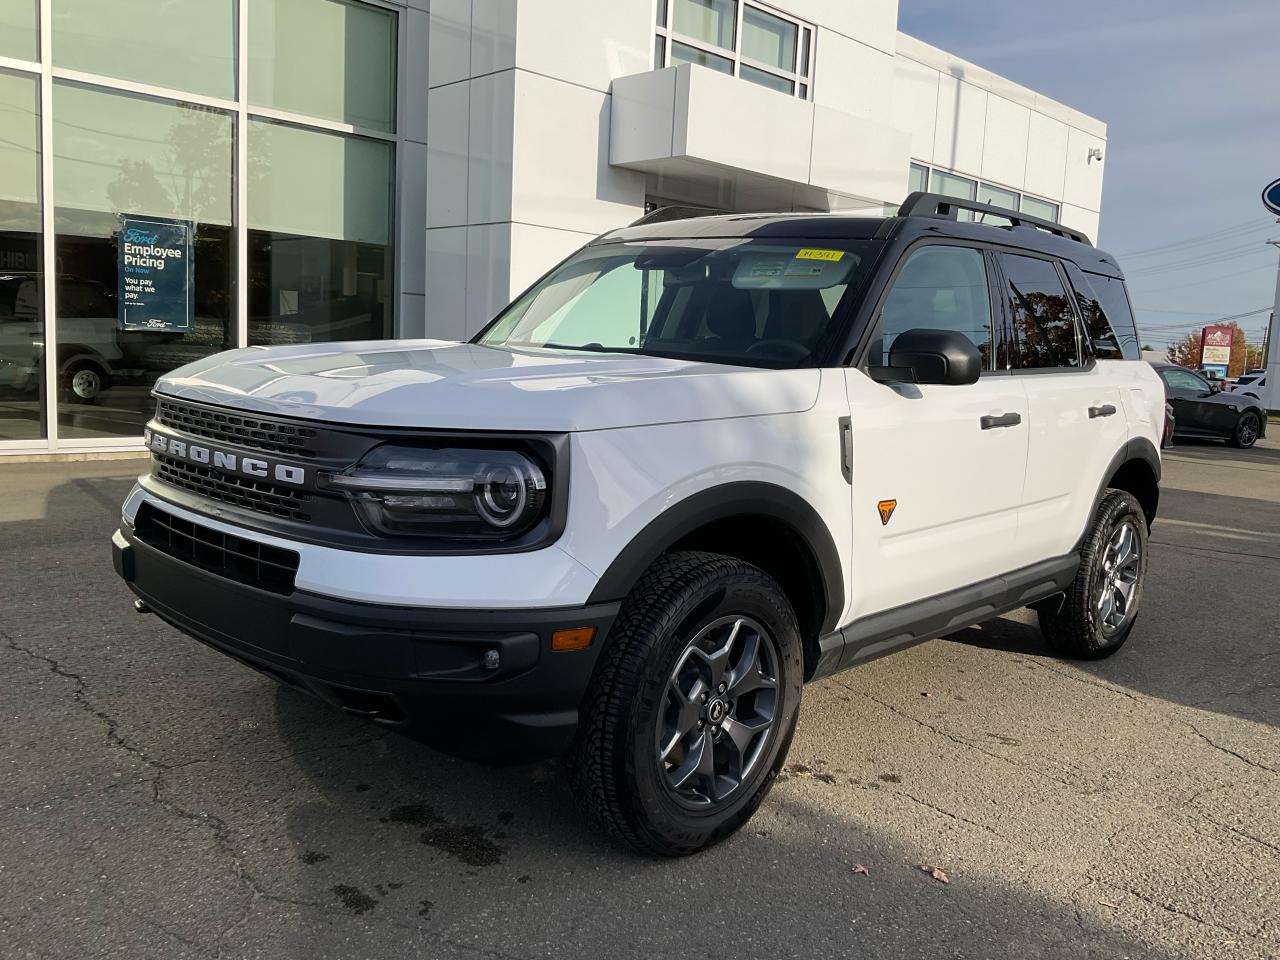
[1200,324,1232,379]
[1264,178,1280,217]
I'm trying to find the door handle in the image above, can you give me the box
[1088,404,1117,419]
[980,412,1022,430]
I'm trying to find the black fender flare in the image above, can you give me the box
[586,481,846,635]
[1085,437,1161,539]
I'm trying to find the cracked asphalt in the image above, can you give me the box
[3,437,1278,960]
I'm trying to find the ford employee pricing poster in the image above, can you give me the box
[117,216,192,332]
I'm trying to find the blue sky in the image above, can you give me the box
[898,0,1280,354]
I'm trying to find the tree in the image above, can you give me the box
[1166,332,1201,368]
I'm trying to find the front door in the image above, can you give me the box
[843,243,1029,621]
[1161,367,1233,436]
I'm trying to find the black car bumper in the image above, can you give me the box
[112,526,617,760]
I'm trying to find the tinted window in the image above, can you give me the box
[1161,368,1210,393]
[1001,254,1079,369]
[1072,269,1139,361]
[875,245,992,367]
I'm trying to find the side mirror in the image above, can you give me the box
[870,328,982,386]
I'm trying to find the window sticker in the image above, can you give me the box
[795,248,844,262]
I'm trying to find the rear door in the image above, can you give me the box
[1160,367,1234,434]
[999,252,1128,566]
[843,242,1029,618]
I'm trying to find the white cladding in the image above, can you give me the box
[415,0,1107,338]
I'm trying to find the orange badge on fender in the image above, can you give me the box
[877,499,897,526]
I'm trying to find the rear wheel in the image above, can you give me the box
[570,551,803,856]
[1038,489,1147,660]
[1231,411,1260,449]
[62,360,108,403]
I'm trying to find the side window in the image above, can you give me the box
[875,245,992,367]
[1162,368,1210,393]
[1087,273,1140,361]
[1065,265,1139,361]
[1000,254,1080,370]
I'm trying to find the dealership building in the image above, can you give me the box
[0,0,1107,456]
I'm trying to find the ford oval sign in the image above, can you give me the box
[1264,178,1280,216]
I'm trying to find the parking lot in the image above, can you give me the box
[2,437,1277,960]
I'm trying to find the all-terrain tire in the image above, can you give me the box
[569,551,803,856]
[1038,489,1148,660]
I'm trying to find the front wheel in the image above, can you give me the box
[1039,489,1148,659]
[570,551,803,856]
[1231,411,1261,449]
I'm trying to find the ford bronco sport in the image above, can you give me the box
[112,193,1163,855]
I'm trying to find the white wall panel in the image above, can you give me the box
[1063,126,1106,212]
[787,0,899,55]
[980,95,1031,190]
[399,139,428,295]
[811,29,895,127]
[426,81,469,227]
[428,0,470,88]
[610,67,677,165]
[1060,203,1100,242]
[891,54,939,163]
[399,291,426,339]
[1022,110,1069,201]
[931,72,986,176]
[467,70,515,224]
[514,0,651,93]
[810,104,909,202]
[424,226,469,340]
[471,0,516,77]
[511,71,646,234]
[401,5,430,143]
[509,222,597,305]
[465,222,513,333]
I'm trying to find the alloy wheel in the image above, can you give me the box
[1238,413,1259,447]
[71,369,102,399]
[656,615,780,810]
[1096,520,1141,636]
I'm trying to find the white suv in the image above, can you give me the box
[112,194,1164,855]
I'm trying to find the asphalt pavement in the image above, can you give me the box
[2,438,1277,959]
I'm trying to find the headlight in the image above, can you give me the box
[326,445,549,539]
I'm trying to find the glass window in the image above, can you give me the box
[0,69,44,440]
[479,239,878,369]
[908,163,929,195]
[657,0,668,27]
[1020,194,1060,223]
[249,0,397,133]
[670,40,733,74]
[875,245,992,368]
[654,34,666,68]
[978,183,1018,210]
[742,6,796,72]
[0,0,38,61]
[247,119,393,346]
[740,64,792,94]
[672,0,736,50]
[932,171,976,201]
[52,82,234,439]
[1065,265,1139,361]
[52,0,235,100]
[1000,253,1079,370]
[800,27,811,76]
[1161,367,1210,394]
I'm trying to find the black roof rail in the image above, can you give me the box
[897,191,1092,246]
[629,204,734,227]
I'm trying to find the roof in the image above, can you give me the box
[596,211,1124,278]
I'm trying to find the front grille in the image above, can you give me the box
[134,502,299,595]
[156,398,319,459]
[154,453,312,521]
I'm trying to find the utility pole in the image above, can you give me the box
[1267,239,1280,412]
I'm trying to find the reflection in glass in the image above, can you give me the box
[1001,253,1079,369]
[742,6,796,71]
[52,83,234,439]
[249,0,397,133]
[0,70,44,440]
[670,40,733,74]
[52,0,235,99]
[247,120,392,345]
[0,0,38,61]
[672,0,736,50]
[1021,194,1060,223]
[740,64,792,94]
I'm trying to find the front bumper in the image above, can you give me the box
[112,525,618,760]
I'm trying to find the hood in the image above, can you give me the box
[154,340,821,432]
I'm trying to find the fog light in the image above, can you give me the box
[551,627,596,652]
[482,648,501,671]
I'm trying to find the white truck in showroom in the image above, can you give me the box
[113,194,1164,856]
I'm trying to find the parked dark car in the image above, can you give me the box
[1153,362,1266,448]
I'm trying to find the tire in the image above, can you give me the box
[1231,411,1261,449]
[62,360,108,404]
[570,551,803,856]
[1038,489,1148,660]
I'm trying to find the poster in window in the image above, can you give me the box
[117,215,192,332]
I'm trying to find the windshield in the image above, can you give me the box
[476,238,881,368]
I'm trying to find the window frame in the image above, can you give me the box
[907,162,1064,226]
[993,250,1091,375]
[654,0,816,100]
[857,238,1005,376]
